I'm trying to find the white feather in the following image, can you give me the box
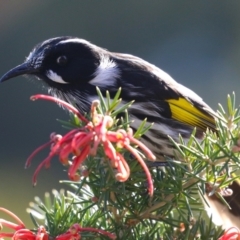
[57,38,93,46]
[89,55,120,87]
[46,70,69,84]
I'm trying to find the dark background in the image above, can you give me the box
[1,1,240,226]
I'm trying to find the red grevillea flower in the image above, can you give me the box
[0,208,115,240]
[27,94,156,196]
[219,227,240,240]
[55,223,116,240]
[0,207,48,240]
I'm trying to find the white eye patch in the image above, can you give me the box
[46,70,69,84]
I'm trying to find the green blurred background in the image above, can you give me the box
[1,1,240,226]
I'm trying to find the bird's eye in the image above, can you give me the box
[56,55,68,66]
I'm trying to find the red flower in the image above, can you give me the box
[27,95,156,196]
[219,227,240,240]
[0,207,48,240]
[55,223,116,240]
[0,208,115,240]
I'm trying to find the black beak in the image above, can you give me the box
[0,62,37,83]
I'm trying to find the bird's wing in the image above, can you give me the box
[113,52,216,132]
[165,83,216,132]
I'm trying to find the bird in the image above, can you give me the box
[0,36,216,161]
[0,36,239,228]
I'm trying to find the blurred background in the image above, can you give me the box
[0,1,240,226]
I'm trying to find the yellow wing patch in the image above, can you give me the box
[166,98,215,130]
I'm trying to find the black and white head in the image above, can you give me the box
[0,36,122,112]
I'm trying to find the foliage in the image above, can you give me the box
[2,91,240,239]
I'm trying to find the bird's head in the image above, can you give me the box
[0,36,119,89]
[0,37,120,111]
